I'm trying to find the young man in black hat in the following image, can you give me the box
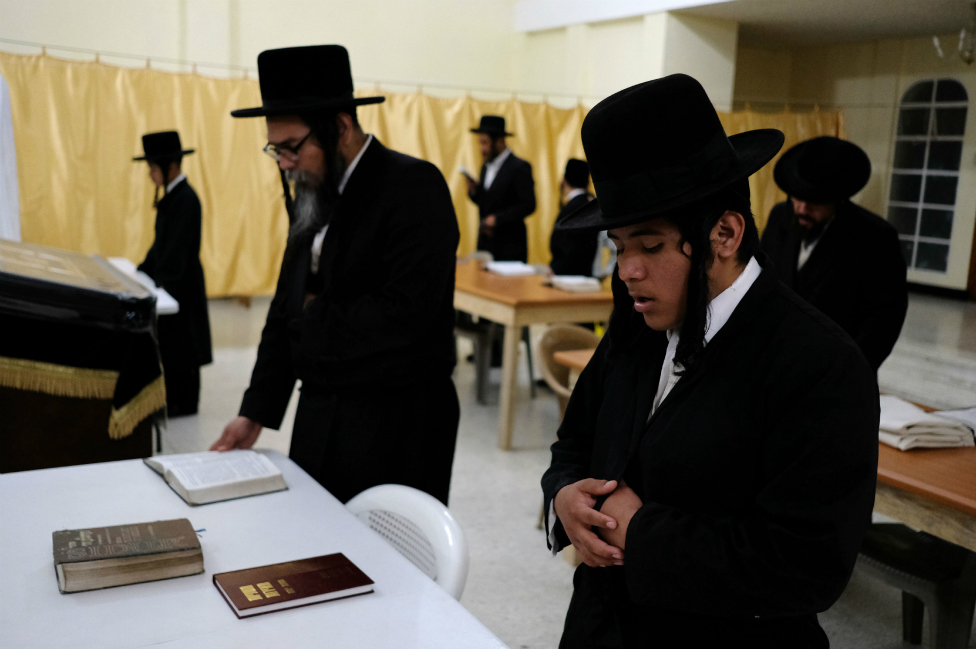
[465,115,536,262]
[210,45,461,505]
[549,158,598,277]
[134,131,212,416]
[760,136,908,371]
[542,75,879,648]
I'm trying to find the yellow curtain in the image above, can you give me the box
[0,51,843,296]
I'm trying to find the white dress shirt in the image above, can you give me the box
[311,134,373,274]
[483,147,511,190]
[797,218,833,271]
[548,256,763,554]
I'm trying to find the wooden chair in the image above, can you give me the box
[538,324,600,420]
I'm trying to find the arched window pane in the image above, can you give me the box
[893,141,926,168]
[924,176,958,206]
[903,81,934,102]
[919,209,954,238]
[890,173,922,202]
[935,79,967,101]
[935,107,968,135]
[897,108,930,135]
[914,242,949,272]
[927,141,963,170]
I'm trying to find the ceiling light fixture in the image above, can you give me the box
[934,3,976,65]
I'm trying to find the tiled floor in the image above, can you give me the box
[162,291,976,649]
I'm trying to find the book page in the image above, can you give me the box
[153,451,281,489]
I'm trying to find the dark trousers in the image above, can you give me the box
[560,564,829,649]
[290,375,460,505]
[157,315,201,417]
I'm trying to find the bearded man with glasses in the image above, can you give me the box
[210,45,461,506]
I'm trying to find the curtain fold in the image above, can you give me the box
[0,51,843,296]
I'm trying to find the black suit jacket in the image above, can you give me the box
[468,151,536,262]
[550,192,598,276]
[239,138,460,503]
[542,258,879,647]
[138,178,212,367]
[760,200,908,371]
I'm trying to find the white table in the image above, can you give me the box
[0,451,507,649]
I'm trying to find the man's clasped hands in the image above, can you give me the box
[553,479,643,568]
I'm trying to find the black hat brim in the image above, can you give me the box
[470,128,513,136]
[133,148,196,161]
[231,95,385,118]
[773,139,870,203]
[556,129,784,231]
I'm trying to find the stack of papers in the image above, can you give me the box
[485,261,537,276]
[878,395,976,450]
[108,257,180,315]
[549,275,602,293]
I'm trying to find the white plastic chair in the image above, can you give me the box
[346,484,469,600]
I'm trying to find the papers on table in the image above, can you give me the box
[549,275,602,293]
[108,257,179,315]
[485,261,537,276]
[879,395,976,451]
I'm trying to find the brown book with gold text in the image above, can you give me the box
[213,553,374,618]
[53,518,203,593]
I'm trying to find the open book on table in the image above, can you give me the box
[144,450,288,505]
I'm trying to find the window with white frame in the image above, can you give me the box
[888,79,967,273]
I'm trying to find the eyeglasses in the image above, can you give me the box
[263,130,313,162]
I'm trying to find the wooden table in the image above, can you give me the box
[454,262,613,450]
[0,450,507,649]
[552,347,976,552]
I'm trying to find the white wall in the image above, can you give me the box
[0,0,520,98]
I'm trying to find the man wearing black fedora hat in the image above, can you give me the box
[134,131,212,416]
[541,75,879,648]
[549,158,598,277]
[760,136,908,371]
[466,115,536,262]
[210,45,461,506]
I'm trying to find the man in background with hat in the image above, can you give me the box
[549,158,598,277]
[465,115,536,262]
[210,45,460,505]
[542,75,879,647]
[134,131,212,416]
[761,136,908,371]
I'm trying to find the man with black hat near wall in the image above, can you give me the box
[465,115,536,262]
[210,46,460,506]
[541,75,879,648]
[549,158,598,276]
[760,136,908,371]
[134,131,212,416]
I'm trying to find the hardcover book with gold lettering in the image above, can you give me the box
[53,518,204,593]
[213,553,374,618]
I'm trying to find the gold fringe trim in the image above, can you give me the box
[109,375,167,440]
[0,356,118,399]
[108,375,166,439]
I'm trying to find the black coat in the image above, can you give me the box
[542,257,879,648]
[138,178,212,368]
[239,138,461,504]
[760,200,908,371]
[550,192,598,276]
[469,152,536,262]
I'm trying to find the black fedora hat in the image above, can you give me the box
[132,131,194,161]
[230,45,384,118]
[557,74,784,231]
[774,136,871,203]
[471,115,513,137]
[564,158,589,188]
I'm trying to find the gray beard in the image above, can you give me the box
[286,170,324,248]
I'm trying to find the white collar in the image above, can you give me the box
[166,173,186,194]
[565,187,587,202]
[486,147,511,171]
[702,255,762,344]
[338,134,373,195]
